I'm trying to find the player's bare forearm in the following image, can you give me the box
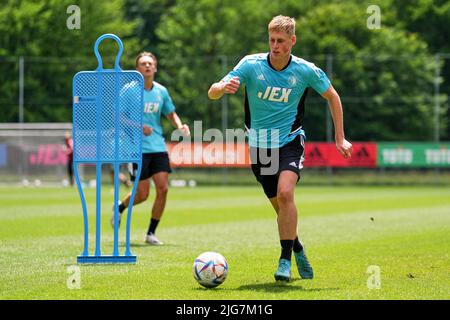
[167,112,190,135]
[328,94,345,141]
[322,86,353,158]
[120,114,144,133]
[208,82,226,100]
[167,112,182,128]
[208,77,240,100]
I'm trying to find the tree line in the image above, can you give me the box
[0,0,449,141]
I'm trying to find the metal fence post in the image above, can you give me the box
[434,54,441,142]
[433,54,442,184]
[19,56,24,123]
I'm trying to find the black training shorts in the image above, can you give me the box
[129,152,172,181]
[250,135,305,198]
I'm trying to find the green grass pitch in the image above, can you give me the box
[0,185,449,299]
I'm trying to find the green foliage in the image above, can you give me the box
[155,0,443,141]
[154,0,325,130]
[0,0,449,141]
[295,2,439,141]
[0,0,140,122]
[384,0,450,140]
[123,0,175,55]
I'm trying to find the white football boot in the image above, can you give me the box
[110,202,123,228]
[145,233,164,246]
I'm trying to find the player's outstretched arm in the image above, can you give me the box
[166,112,190,136]
[208,77,240,100]
[321,85,353,159]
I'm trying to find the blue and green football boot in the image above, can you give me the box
[294,249,314,279]
[274,258,291,282]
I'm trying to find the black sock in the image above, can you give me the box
[147,218,160,235]
[118,202,126,214]
[280,240,294,261]
[293,237,304,253]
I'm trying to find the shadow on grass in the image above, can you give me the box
[189,280,340,294]
[101,242,182,248]
[126,242,180,248]
[236,280,340,293]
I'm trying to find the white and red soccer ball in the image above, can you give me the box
[193,252,229,288]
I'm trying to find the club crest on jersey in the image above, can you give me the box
[288,76,297,86]
[257,86,292,103]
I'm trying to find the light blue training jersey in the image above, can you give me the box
[121,81,175,153]
[223,53,331,148]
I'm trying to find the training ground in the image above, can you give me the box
[0,185,449,299]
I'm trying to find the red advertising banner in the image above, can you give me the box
[303,143,377,168]
[28,144,68,166]
[167,142,377,168]
[17,142,378,168]
[167,142,251,168]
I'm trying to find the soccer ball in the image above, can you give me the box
[193,252,228,288]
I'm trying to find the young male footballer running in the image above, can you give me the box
[208,15,352,281]
[112,52,190,246]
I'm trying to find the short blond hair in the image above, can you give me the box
[268,15,296,37]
